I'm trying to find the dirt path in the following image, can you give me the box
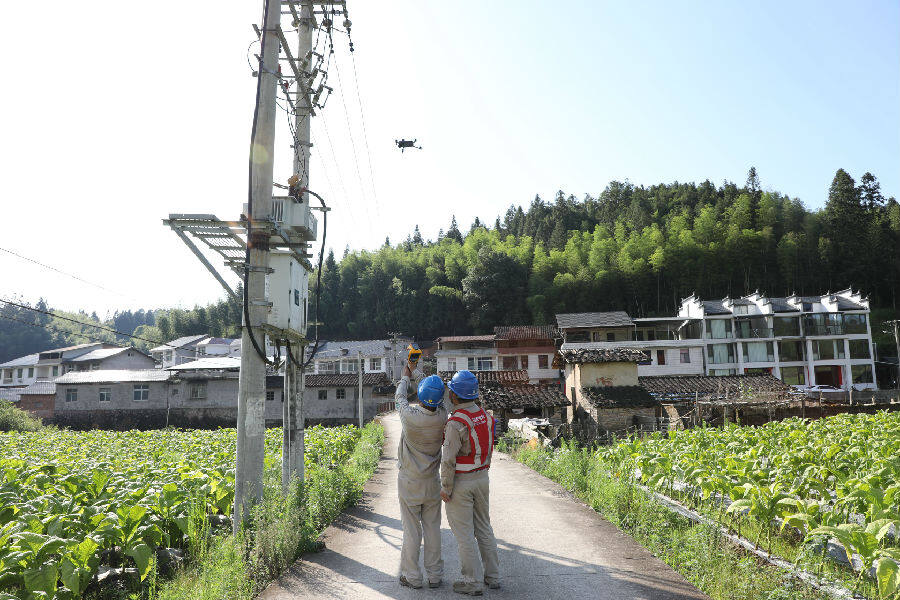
[260,413,709,600]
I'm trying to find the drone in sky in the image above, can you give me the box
[395,139,422,153]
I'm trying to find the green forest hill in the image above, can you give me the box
[2,167,899,364]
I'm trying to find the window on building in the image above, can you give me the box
[778,341,805,362]
[502,356,518,370]
[843,314,868,335]
[90,363,99,371]
[709,369,737,376]
[520,355,529,369]
[656,350,666,365]
[607,333,616,342]
[742,342,774,363]
[538,355,549,369]
[266,390,275,402]
[27,367,34,378]
[52,366,59,377]
[65,388,77,402]
[294,289,300,306]
[707,343,735,364]
[852,364,873,384]
[133,384,149,402]
[591,332,602,342]
[773,317,801,337]
[680,349,691,363]
[706,320,731,340]
[98,387,111,403]
[318,389,328,400]
[318,361,337,374]
[336,388,346,400]
[477,356,494,371]
[16,369,23,379]
[467,357,476,370]
[447,358,457,371]
[849,340,870,359]
[369,358,382,371]
[165,350,173,362]
[813,340,844,361]
[780,366,805,386]
[341,359,359,374]
[189,383,206,400]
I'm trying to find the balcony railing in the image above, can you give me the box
[705,332,733,340]
[805,325,844,336]
[735,328,773,339]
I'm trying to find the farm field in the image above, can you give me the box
[0,424,371,600]
[505,411,900,600]
[603,411,900,598]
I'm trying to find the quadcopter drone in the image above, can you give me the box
[395,139,422,152]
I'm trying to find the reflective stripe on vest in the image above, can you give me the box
[448,406,493,473]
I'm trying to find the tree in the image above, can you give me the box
[446,215,463,243]
[412,225,423,246]
[462,247,528,331]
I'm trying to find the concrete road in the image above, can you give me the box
[260,413,708,600]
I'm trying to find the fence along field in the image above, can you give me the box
[601,411,900,599]
[0,425,363,599]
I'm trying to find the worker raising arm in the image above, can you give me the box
[394,350,448,590]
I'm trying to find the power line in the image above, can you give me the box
[349,51,381,215]
[318,115,364,231]
[0,246,135,300]
[332,56,375,222]
[0,298,203,352]
[0,313,122,350]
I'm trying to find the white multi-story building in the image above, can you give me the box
[556,312,706,378]
[1,343,155,388]
[434,335,501,375]
[678,289,876,390]
[150,335,210,368]
[307,339,412,381]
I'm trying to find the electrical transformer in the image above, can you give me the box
[266,251,309,336]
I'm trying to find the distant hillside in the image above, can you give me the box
[2,168,898,363]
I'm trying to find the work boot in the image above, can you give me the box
[428,579,442,588]
[452,581,483,596]
[484,578,500,589]
[400,575,423,589]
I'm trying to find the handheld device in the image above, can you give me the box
[407,343,422,366]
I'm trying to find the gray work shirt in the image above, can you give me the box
[395,372,448,480]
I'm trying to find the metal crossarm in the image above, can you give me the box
[164,214,312,300]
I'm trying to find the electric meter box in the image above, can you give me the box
[242,197,317,241]
[266,252,309,336]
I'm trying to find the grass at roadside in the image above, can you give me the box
[150,421,385,600]
[498,434,837,600]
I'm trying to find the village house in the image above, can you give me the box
[307,338,412,381]
[557,347,661,434]
[50,355,393,429]
[492,325,560,384]
[1,343,155,388]
[679,289,877,390]
[150,334,210,368]
[557,312,705,377]
[16,381,56,420]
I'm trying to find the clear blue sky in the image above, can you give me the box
[1,0,897,314]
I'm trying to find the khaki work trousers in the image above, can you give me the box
[444,473,500,588]
[398,472,444,586]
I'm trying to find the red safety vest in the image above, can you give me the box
[448,406,493,474]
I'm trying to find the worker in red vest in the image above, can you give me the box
[440,370,500,596]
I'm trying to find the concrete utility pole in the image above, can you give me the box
[358,349,364,428]
[282,0,315,492]
[234,0,282,533]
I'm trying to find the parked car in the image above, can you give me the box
[792,384,842,398]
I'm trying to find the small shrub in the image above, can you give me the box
[0,399,42,432]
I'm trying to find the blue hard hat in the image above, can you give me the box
[448,370,479,400]
[417,375,445,407]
